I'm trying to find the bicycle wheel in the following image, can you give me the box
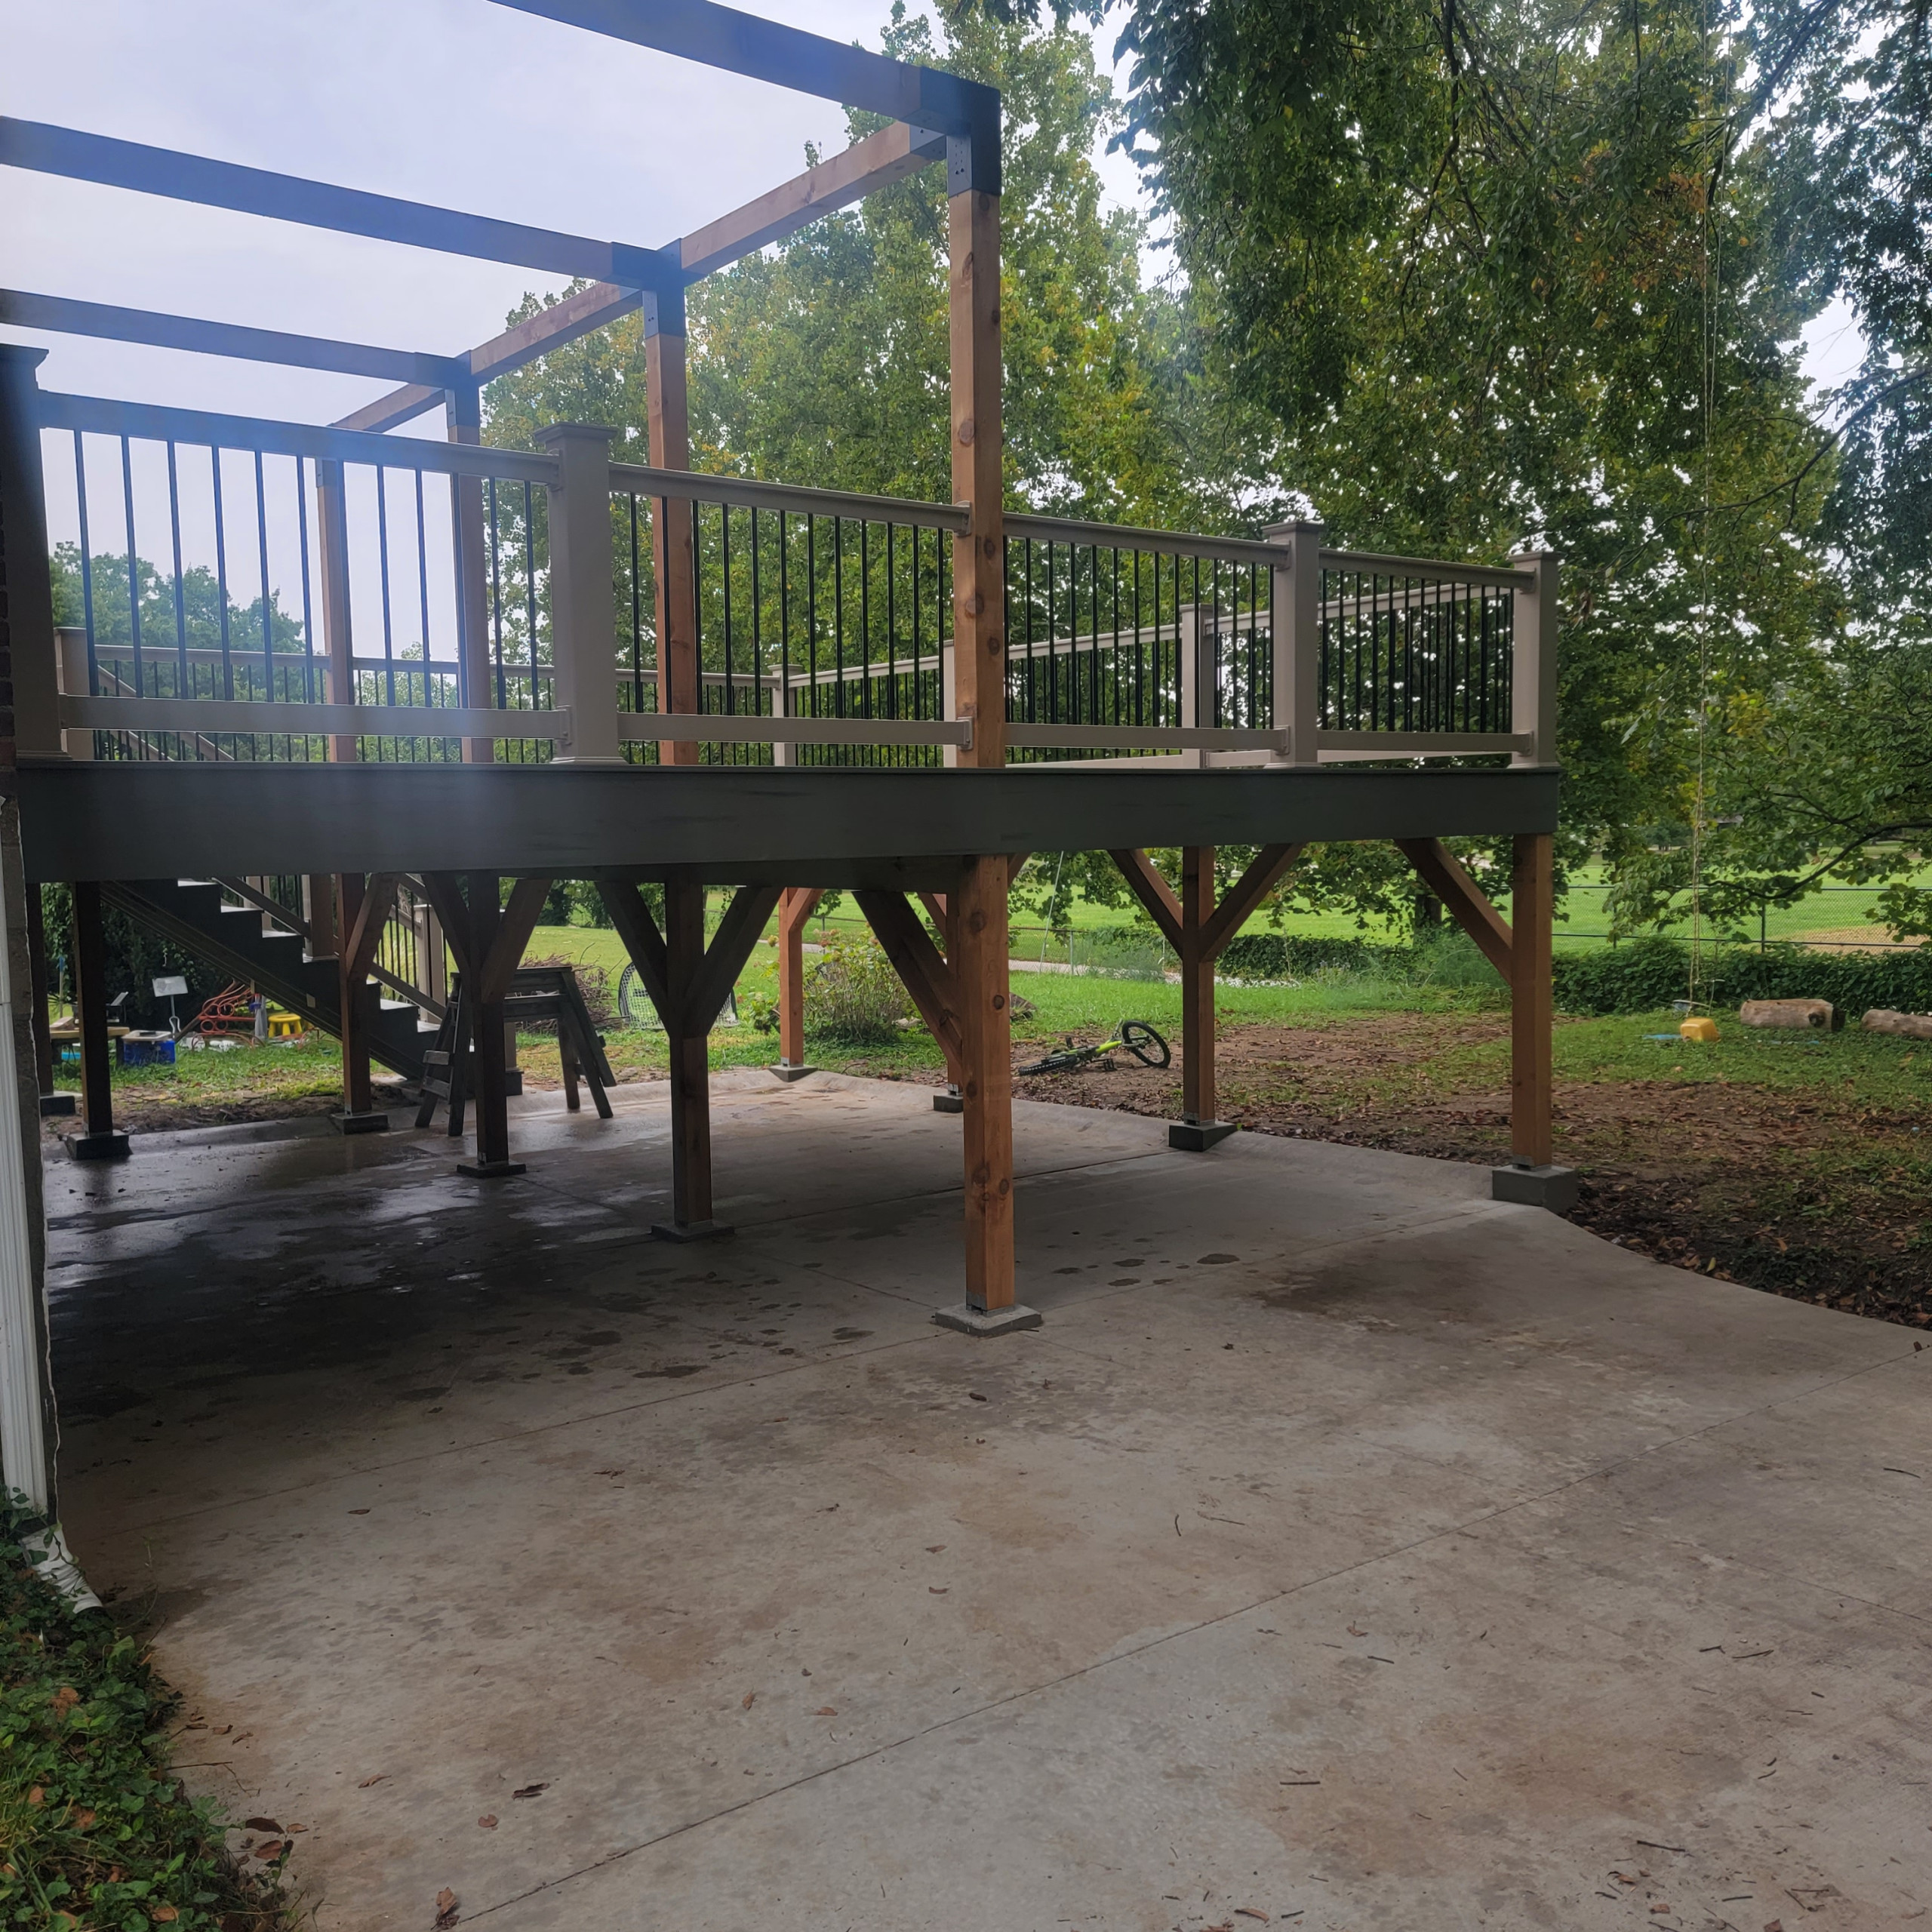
[617,961,662,1029]
[1118,1019,1171,1068]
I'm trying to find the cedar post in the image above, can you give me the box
[946,136,1004,770]
[773,887,822,1081]
[68,881,127,1160]
[448,378,496,766]
[334,872,386,1132]
[1180,846,1216,1129]
[460,872,518,1176]
[646,291,700,768]
[661,874,719,1232]
[1510,833,1555,1168]
[947,854,1026,1326]
[931,112,1028,1332]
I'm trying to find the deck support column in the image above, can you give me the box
[1395,835,1573,1209]
[950,855,1024,1325]
[334,873,386,1133]
[662,875,717,1232]
[772,887,823,1081]
[1510,832,1555,1169]
[1112,844,1305,1152]
[1179,846,1218,1137]
[68,881,127,1161]
[23,886,65,1115]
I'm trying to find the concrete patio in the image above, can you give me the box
[46,1072,1932,1930]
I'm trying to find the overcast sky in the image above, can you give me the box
[0,0,1860,433]
[0,0,1149,431]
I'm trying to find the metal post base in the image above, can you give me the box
[39,1093,77,1118]
[932,1087,964,1115]
[1491,1162,1579,1212]
[331,1110,391,1137]
[769,1062,817,1084]
[68,1131,131,1162]
[933,1302,1043,1337]
[458,1158,527,1180]
[651,1219,734,1243]
[1168,1120,1238,1152]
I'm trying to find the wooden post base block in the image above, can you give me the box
[933,1301,1043,1337]
[1491,1162,1579,1213]
[768,1062,817,1084]
[652,1219,734,1244]
[932,1088,964,1115]
[39,1094,77,1118]
[69,1131,131,1161]
[458,1158,527,1180]
[1169,1120,1238,1152]
[331,1110,391,1136]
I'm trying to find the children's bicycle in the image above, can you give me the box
[1017,1019,1171,1076]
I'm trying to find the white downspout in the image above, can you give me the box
[0,838,99,1611]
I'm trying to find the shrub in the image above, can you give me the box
[1553,937,1932,1017]
[804,935,910,1044]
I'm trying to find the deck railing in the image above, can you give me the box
[20,380,1555,772]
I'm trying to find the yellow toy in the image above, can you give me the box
[1678,1014,1719,1043]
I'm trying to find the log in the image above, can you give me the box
[1862,1008,1932,1041]
[1738,998,1841,1032]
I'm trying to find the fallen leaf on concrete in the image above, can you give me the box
[435,1887,460,1929]
[477,1816,497,1830]
[969,1392,989,1402]
[348,1508,370,1515]
[358,1775,386,1789]
[511,1784,547,1800]
[1236,1910,1270,1921]
[925,1545,946,1553]
[209,1724,231,1736]
[288,1823,306,1833]
[742,1692,755,1709]
[254,1841,288,1861]
[814,1707,838,1716]
[929,1586,949,1594]
[244,1818,281,1833]
[1650,1907,1672,1916]
[1611,1871,1638,1884]
[1764,1922,1783,1932]
[1346,1625,1367,1637]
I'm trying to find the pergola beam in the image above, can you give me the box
[0,117,680,291]
[0,290,466,390]
[492,0,998,145]
[337,120,949,434]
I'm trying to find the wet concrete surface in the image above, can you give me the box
[47,1070,1932,1930]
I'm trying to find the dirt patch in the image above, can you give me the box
[45,1081,412,1136]
[991,1017,1932,1331]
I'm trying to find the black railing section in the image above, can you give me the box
[48,409,551,766]
[1318,563,1514,736]
[609,476,955,768]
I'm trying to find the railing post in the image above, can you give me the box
[1177,604,1208,769]
[1509,549,1558,768]
[0,347,66,761]
[1265,518,1324,767]
[533,423,622,765]
[54,629,93,759]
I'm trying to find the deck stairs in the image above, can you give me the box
[103,877,444,1082]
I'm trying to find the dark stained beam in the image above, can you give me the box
[0,117,679,290]
[0,289,466,389]
[491,0,998,143]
